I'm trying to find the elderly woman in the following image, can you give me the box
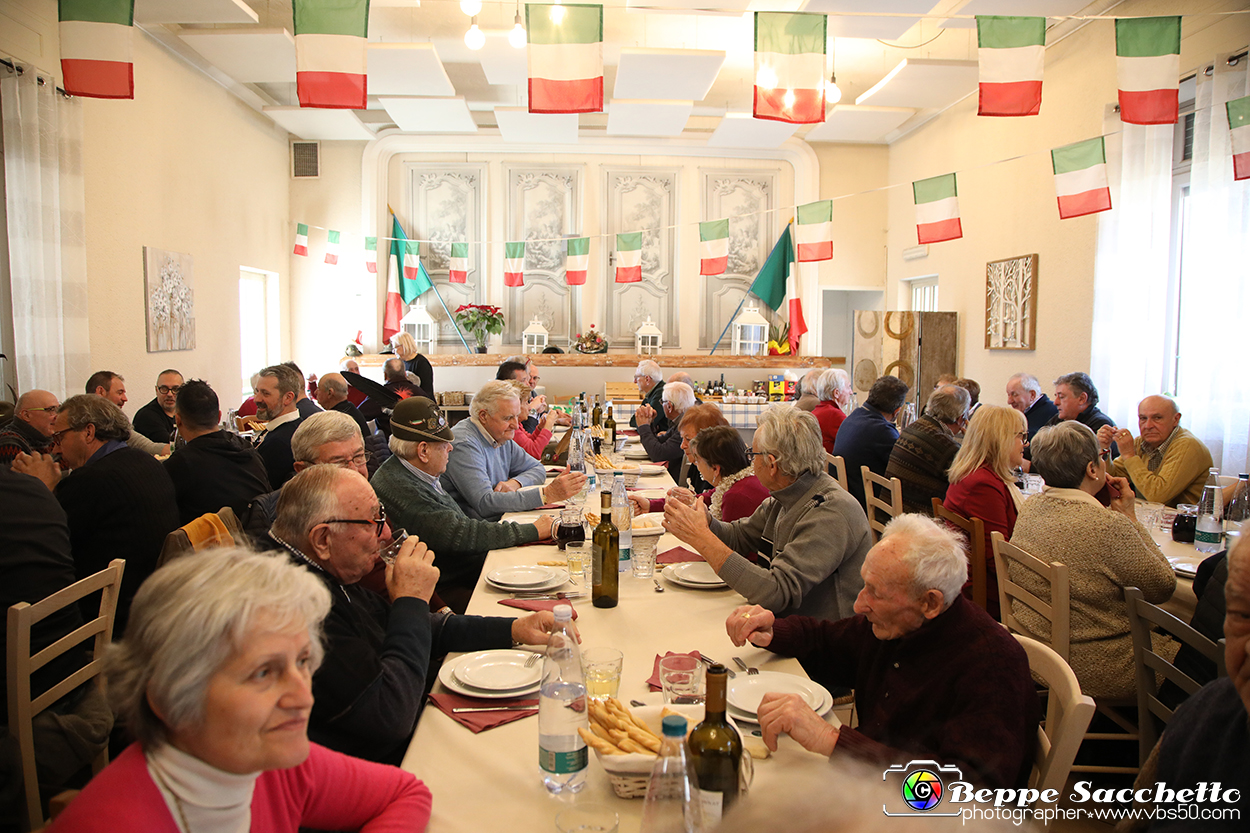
[812,368,852,453]
[664,407,871,620]
[1008,421,1176,699]
[507,379,558,460]
[636,381,695,469]
[392,331,434,397]
[631,426,769,527]
[49,548,431,831]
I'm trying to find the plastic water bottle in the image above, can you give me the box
[1225,474,1249,540]
[1195,468,1225,554]
[538,604,588,794]
[640,715,704,833]
[612,471,632,572]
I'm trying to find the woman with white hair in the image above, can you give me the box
[637,381,695,468]
[813,368,852,453]
[49,548,431,832]
[507,379,558,459]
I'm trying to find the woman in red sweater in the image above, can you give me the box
[812,368,853,453]
[509,379,557,460]
[943,405,1027,620]
[631,426,768,526]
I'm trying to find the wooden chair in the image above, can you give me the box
[157,506,245,567]
[7,559,126,831]
[1124,586,1226,767]
[932,498,988,614]
[860,466,902,542]
[825,453,848,492]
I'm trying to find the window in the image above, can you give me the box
[238,267,279,397]
[907,276,939,312]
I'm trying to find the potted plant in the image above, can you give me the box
[453,304,505,352]
[573,324,608,354]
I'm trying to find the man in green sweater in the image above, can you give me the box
[372,397,555,613]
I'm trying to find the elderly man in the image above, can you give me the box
[0,389,59,466]
[725,514,1039,790]
[253,363,305,488]
[12,395,179,630]
[86,370,168,456]
[372,397,556,613]
[1006,372,1058,441]
[163,379,270,524]
[315,371,369,436]
[631,360,667,432]
[1097,395,1214,507]
[636,381,695,469]
[443,380,585,522]
[665,406,870,622]
[132,369,182,443]
[268,464,558,765]
[886,385,971,515]
[833,375,910,510]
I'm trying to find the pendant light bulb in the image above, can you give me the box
[826,74,842,104]
[509,13,527,48]
[465,18,485,50]
[460,0,482,16]
[549,4,566,24]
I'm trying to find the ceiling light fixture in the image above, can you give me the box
[465,17,485,50]
[755,65,777,90]
[509,11,527,48]
[826,73,842,105]
[460,0,482,16]
[549,4,566,24]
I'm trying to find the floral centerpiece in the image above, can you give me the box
[574,324,608,353]
[453,304,505,352]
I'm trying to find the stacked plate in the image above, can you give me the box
[438,650,543,699]
[623,447,651,460]
[485,566,568,593]
[725,672,833,725]
[661,561,727,589]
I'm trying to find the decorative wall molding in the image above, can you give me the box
[601,167,678,348]
[504,165,584,344]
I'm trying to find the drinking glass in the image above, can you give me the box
[659,655,705,704]
[1173,504,1198,544]
[581,647,623,701]
[566,542,593,591]
[379,529,408,565]
[555,805,619,833]
[631,535,658,578]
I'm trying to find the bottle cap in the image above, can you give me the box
[661,715,687,737]
[553,604,572,622]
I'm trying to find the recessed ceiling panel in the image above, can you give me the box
[614,48,725,101]
[855,58,978,111]
[368,44,455,97]
[707,114,798,148]
[606,100,694,136]
[803,104,915,143]
[263,107,376,141]
[179,29,295,83]
[379,97,478,133]
[802,0,932,40]
[135,0,258,24]
[478,33,529,86]
[494,107,579,143]
[939,0,1087,28]
[626,0,753,14]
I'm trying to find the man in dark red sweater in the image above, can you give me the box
[726,513,1039,790]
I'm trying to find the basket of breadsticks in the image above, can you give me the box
[591,456,641,487]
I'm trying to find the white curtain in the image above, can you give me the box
[1175,54,1250,475]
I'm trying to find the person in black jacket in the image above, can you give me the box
[314,371,370,436]
[253,364,305,488]
[132,369,182,443]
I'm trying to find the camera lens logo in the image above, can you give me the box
[901,769,944,811]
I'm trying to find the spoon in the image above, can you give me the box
[653,579,665,593]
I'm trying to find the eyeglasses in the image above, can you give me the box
[1099,448,1111,461]
[746,450,772,461]
[1016,432,1030,444]
[49,426,84,446]
[156,385,182,395]
[321,504,387,536]
[323,451,373,469]
[25,405,58,413]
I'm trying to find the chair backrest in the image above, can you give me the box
[7,559,126,831]
[157,508,244,567]
[992,531,1070,661]
[1124,585,1227,766]
[826,453,848,492]
[932,498,988,613]
[604,382,642,405]
[861,466,903,542]
[1013,634,1096,804]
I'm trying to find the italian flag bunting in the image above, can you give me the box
[449,242,469,283]
[1228,96,1250,182]
[324,230,340,265]
[1115,16,1181,126]
[293,223,309,256]
[59,0,135,99]
[753,12,826,125]
[293,0,369,109]
[913,174,962,244]
[976,16,1045,117]
[615,233,643,283]
[365,237,378,273]
[526,4,603,114]
[1052,137,1112,219]
[795,200,833,262]
[566,237,589,285]
[504,242,526,287]
[699,219,729,276]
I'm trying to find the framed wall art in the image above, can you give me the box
[985,253,1037,350]
[143,246,195,352]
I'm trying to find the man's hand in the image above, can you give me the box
[629,494,652,516]
[1106,475,1137,520]
[666,486,697,507]
[511,611,579,646]
[635,404,656,427]
[1110,427,1136,458]
[532,394,548,413]
[12,452,61,492]
[533,514,555,539]
[545,470,587,503]
[1096,425,1116,452]
[386,536,439,602]
[494,479,522,493]
[555,411,572,427]
[725,605,775,648]
[663,493,712,542]
[756,693,838,755]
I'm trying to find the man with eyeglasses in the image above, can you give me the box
[85,370,169,457]
[132,369,183,444]
[0,389,59,467]
[885,385,971,515]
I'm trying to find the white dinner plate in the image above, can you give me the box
[438,653,541,700]
[485,570,569,593]
[486,566,557,588]
[1167,557,1199,578]
[727,672,832,717]
[661,563,727,589]
[631,513,666,537]
[635,464,666,476]
[453,650,543,691]
[625,434,641,445]
[623,447,651,460]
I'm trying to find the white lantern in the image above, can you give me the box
[634,317,663,355]
[522,317,549,354]
[731,304,770,356]
[401,305,436,355]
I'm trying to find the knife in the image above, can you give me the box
[452,705,538,713]
[511,592,587,600]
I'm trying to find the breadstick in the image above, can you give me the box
[624,724,662,753]
[578,727,624,755]
[590,722,615,744]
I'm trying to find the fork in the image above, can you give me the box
[732,656,759,676]
[524,652,541,668]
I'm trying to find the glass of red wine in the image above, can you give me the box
[554,508,586,551]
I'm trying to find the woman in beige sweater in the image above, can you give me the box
[1008,421,1176,699]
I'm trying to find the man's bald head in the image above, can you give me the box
[1140,395,1179,416]
[15,390,60,437]
[1137,395,1182,447]
[316,372,349,409]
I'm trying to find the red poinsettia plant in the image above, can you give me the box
[573,324,608,353]
[453,304,505,347]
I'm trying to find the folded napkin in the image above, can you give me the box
[516,538,558,547]
[656,546,704,565]
[646,651,703,691]
[497,598,579,618]
[537,503,566,510]
[428,691,539,733]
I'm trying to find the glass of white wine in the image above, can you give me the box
[581,647,623,701]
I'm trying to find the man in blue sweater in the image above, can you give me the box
[832,375,909,511]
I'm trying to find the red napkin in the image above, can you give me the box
[498,598,578,618]
[537,503,566,510]
[646,651,703,691]
[515,538,558,547]
[656,546,704,565]
[428,691,538,733]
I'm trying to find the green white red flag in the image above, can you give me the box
[504,242,526,287]
[795,200,833,262]
[749,226,806,354]
[699,220,729,276]
[976,16,1045,117]
[1115,16,1181,125]
[615,232,642,283]
[59,0,134,99]
[1228,95,1250,182]
[293,0,369,109]
[365,237,378,273]
[293,223,309,256]
[449,242,469,283]
[753,12,826,124]
[392,215,433,304]
[383,262,402,343]
[526,4,603,114]
[566,237,589,285]
[324,230,340,265]
[1052,137,1112,219]
[913,174,962,244]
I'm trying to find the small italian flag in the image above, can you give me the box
[1115,16,1181,126]
[293,0,369,109]
[566,237,590,285]
[324,230,340,265]
[913,174,962,245]
[615,232,643,283]
[795,200,833,262]
[59,0,135,100]
[526,3,603,114]
[449,242,469,283]
[504,242,526,288]
[976,16,1045,117]
[699,219,729,276]
[293,223,309,256]
[1052,137,1112,220]
[364,237,378,273]
[753,12,826,124]
[1228,95,1250,182]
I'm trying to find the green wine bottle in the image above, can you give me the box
[591,487,618,608]
[687,664,742,823]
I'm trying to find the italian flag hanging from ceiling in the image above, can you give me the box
[699,219,729,276]
[566,237,589,285]
[913,174,962,244]
[58,0,135,99]
[293,224,310,256]
[1228,95,1250,182]
[324,230,340,265]
[976,15,1045,117]
[504,242,526,287]
[753,12,826,124]
[1115,16,1181,125]
[293,0,369,109]
[795,200,833,262]
[615,233,643,283]
[1052,136,1112,219]
[526,4,603,114]
[449,243,469,283]
[364,237,378,273]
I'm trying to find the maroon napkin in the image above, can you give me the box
[515,538,558,547]
[646,651,703,691]
[656,546,704,565]
[620,429,639,436]
[428,691,538,733]
[498,598,579,618]
[537,503,566,510]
